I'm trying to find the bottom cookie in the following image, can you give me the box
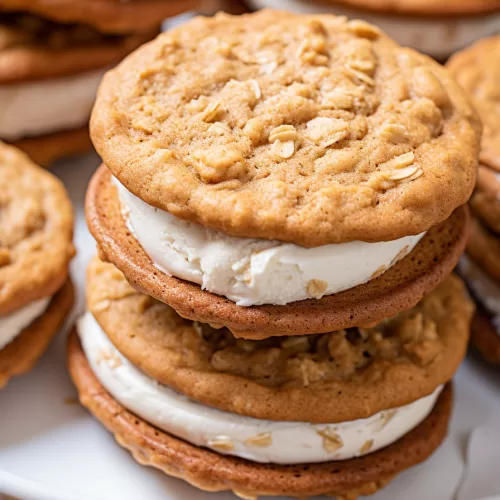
[12,126,92,168]
[68,329,452,499]
[0,279,74,388]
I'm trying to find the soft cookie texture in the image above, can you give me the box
[91,10,480,246]
[448,36,500,172]
[0,143,74,316]
[0,0,199,34]
[86,165,470,338]
[87,257,472,423]
[68,328,453,500]
[0,279,74,388]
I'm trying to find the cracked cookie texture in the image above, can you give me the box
[91,10,481,246]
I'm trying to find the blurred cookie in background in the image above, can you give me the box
[244,0,500,60]
[449,37,500,365]
[0,1,198,167]
[0,142,75,388]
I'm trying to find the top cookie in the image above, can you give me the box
[91,10,480,246]
[0,143,74,316]
[0,0,199,34]
[321,0,500,15]
[447,36,500,172]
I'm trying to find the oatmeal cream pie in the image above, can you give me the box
[244,0,500,60]
[0,3,195,167]
[68,258,471,497]
[88,11,478,338]
[448,36,500,173]
[0,143,75,388]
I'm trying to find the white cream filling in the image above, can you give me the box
[78,312,443,465]
[245,0,500,59]
[459,256,500,336]
[0,69,106,141]
[0,297,51,350]
[115,178,424,307]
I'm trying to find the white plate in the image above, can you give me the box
[0,154,500,500]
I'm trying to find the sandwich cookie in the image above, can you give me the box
[0,1,196,166]
[0,143,75,387]
[448,36,500,172]
[68,258,472,498]
[88,11,478,338]
[88,166,469,339]
[243,0,500,60]
[459,257,500,365]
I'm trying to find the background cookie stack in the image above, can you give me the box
[0,143,74,388]
[69,10,480,499]
[243,0,500,60]
[0,0,198,167]
[448,37,500,365]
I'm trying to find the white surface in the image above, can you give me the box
[117,177,423,306]
[79,311,441,465]
[0,298,51,350]
[0,153,498,500]
[0,70,106,141]
[245,0,500,59]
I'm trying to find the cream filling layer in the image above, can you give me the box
[79,312,443,465]
[0,297,51,350]
[245,0,500,59]
[115,178,424,307]
[459,256,500,336]
[0,69,106,141]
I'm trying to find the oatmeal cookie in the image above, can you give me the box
[87,257,471,422]
[0,143,74,316]
[448,36,500,172]
[86,165,469,339]
[91,10,480,246]
[68,329,453,500]
[0,279,74,388]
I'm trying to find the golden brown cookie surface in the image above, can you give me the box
[0,279,74,388]
[0,12,157,82]
[13,126,92,167]
[88,257,471,422]
[0,143,74,316]
[0,0,199,34]
[448,36,500,172]
[67,329,452,500]
[91,10,480,246]
[86,165,470,339]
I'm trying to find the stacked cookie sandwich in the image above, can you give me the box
[244,0,500,60]
[72,11,479,498]
[0,142,75,388]
[448,37,500,365]
[0,0,198,166]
